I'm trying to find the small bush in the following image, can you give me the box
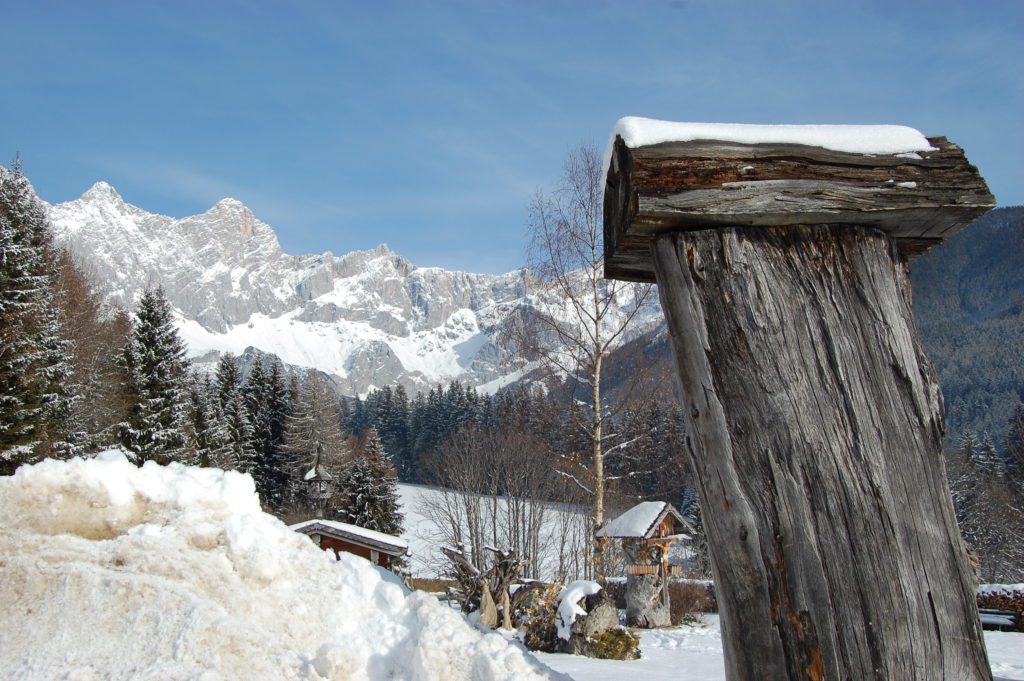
[588,628,641,660]
[669,581,716,625]
[519,584,562,652]
[602,579,627,609]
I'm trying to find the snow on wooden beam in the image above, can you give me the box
[604,124,995,282]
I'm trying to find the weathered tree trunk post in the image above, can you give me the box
[603,120,996,681]
[653,226,988,679]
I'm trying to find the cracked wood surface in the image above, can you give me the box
[651,226,991,681]
[605,136,994,281]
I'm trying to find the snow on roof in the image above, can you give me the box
[303,462,333,481]
[290,518,409,553]
[597,501,678,539]
[0,451,558,681]
[609,116,937,155]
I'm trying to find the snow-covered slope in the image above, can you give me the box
[0,452,563,681]
[47,184,661,396]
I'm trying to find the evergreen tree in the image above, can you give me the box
[185,373,231,467]
[119,286,191,464]
[215,353,257,472]
[972,432,1004,474]
[244,357,271,482]
[344,395,372,436]
[243,355,293,511]
[949,428,1024,581]
[680,490,711,576]
[0,164,74,472]
[337,428,404,537]
[1004,403,1024,487]
[54,253,132,452]
[374,384,412,480]
[258,359,293,513]
[949,430,978,529]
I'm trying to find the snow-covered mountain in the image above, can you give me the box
[48,183,662,396]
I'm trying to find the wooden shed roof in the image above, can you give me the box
[290,519,409,557]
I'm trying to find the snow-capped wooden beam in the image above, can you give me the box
[604,123,995,282]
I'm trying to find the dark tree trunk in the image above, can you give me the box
[651,225,991,681]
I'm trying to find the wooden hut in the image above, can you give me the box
[598,501,692,627]
[291,519,409,570]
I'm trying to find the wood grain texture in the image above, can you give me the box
[606,136,994,281]
[651,226,991,681]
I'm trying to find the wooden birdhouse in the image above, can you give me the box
[597,501,692,627]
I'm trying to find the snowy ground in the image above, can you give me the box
[537,615,1024,681]
[2,454,1021,681]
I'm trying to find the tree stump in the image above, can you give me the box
[623,539,671,628]
[651,225,991,680]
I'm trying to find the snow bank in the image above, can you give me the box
[556,581,602,641]
[0,452,563,681]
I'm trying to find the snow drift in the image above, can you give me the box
[0,452,562,681]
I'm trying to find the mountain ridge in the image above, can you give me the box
[911,205,1024,445]
[44,182,1023,444]
[47,184,660,397]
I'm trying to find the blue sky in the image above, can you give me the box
[5,0,1021,274]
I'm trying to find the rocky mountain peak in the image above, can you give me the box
[199,197,261,242]
[81,181,124,203]
[47,184,663,397]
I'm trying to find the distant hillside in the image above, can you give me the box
[602,206,1024,449]
[912,206,1024,447]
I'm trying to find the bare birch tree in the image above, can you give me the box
[420,424,565,579]
[516,143,655,580]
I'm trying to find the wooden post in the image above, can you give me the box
[653,226,989,680]
[603,124,996,680]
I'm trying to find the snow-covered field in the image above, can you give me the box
[397,483,591,581]
[538,615,1024,681]
[2,454,1022,681]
